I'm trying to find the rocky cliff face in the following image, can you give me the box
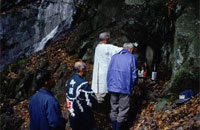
[0,0,199,129]
[65,0,174,67]
[1,0,199,100]
[0,0,82,71]
[163,0,199,97]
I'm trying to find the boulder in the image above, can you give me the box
[163,0,199,97]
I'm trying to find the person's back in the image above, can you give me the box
[92,43,122,93]
[29,89,65,130]
[107,49,138,94]
[107,43,138,130]
[66,61,97,130]
[91,32,122,103]
[29,69,66,130]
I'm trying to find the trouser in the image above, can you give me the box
[110,92,130,123]
[69,115,96,130]
[95,93,110,114]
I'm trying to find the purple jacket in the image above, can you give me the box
[107,49,138,95]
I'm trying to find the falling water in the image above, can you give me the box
[34,25,58,52]
[34,0,77,52]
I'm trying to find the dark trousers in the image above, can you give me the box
[96,93,110,114]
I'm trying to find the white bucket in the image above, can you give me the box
[151,71,157,80]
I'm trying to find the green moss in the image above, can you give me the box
[169,63,199,98]
[18,59,27,66]
[154,98,170,111]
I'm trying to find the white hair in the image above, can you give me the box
[99,32,110,41]
[123,43,133,49]
[74,62,86,73]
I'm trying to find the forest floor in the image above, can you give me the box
[10,67,200,130]
[3,38,200,130]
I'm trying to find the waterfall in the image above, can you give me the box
[33,0,79,52]
[0,0,82,72]
[34,25,58,52]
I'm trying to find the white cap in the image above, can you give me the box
[133,42,139,47]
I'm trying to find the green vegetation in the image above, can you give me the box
[168,62,199,99]
[18,59,28,67]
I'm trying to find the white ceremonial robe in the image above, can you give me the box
[91,44,122,94]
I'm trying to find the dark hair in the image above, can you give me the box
[35,69,51,88]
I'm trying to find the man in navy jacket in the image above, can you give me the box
[29,69,66,130]
[107,43,138,130]
[66,61,97,130]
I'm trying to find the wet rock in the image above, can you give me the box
[1,0,79,71]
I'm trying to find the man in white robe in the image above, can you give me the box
[92,32,122,104]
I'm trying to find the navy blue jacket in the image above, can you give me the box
[29,88,66,130]
[66,74,97,130]
[107,49,138,94]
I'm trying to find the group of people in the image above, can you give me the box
[29,32,138,130]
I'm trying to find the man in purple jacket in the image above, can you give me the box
[107,43,138,130]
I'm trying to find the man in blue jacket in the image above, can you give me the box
[66,61,97,130]
[107,43,138,130]
[29,69,66,130]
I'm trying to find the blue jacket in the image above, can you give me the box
[66,74,97,130]
[29,88,66,130]
[107,49,138,95]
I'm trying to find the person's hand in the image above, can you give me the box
[95,93,106,103]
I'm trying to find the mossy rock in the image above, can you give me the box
[17,59,28,68]
[53,78,67,103]
[165,64,199,99]
[155,98,170,111]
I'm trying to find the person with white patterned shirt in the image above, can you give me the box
[66,61,97,130]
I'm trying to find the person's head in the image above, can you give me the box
[123,43,134,53]
[99,32,110,43]
[35,69,55,89]
[74,61,87,77]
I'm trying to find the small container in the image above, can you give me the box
[151,71,157,80]
[151,64,157,80]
